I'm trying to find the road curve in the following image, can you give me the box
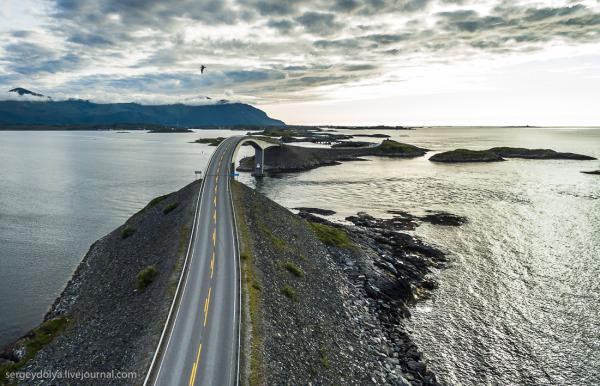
[146,136,246,386]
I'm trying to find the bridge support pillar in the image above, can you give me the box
[253,147,265,177]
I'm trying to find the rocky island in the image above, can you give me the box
[430,147,596,163]
[238,139,428,173]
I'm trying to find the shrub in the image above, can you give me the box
[137,265,158,291]
[320,346,331,369]
[163,202,179,214]
[281,285,298,301]
[309,222,354,249]
[121,225,136,239]
[147,194,170,208]
[282,260,304,278]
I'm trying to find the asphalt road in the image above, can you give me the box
[150,136,243,386]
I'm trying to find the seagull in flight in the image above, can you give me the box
[201,65,206,74]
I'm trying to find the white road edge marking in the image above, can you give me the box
[144,144,222,386]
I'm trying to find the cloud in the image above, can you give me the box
[295,11,343,36]
[0,0,599,105]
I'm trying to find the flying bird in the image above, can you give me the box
[200,65,206,74]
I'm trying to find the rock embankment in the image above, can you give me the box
[430,147,595,163]
[0,180,200,385]
[233,181,455,385]
[238,140,428,173]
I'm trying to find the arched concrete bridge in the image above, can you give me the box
[230,135,281,176]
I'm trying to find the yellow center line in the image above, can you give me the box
[212,229,216,247]
[214,196,217,206]
[188,343,202,386]
[213,209,217,222]
[210,252,214,278]
[214,184,217,194]
[204,287,212,327]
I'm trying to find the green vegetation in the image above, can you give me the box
[429,148,504,163]
[319,346,331,369]
[136,265,158,291]
[258,222,287,251]
[121,225,136,239]
[163,202,179,214]
[281,285,298,301]
[280,260,304,278]
[377,139,422,153]
[147,193,170,208]
[309,222,355,250]
[0,317,69,384]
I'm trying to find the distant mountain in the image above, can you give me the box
[0,99,285,127]
[9,87,48,99]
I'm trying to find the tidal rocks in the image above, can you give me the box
[353,133,392,138]
[346,211,419,231]
[346,210,467,230]
[430,147,596,163]
[421,211,467,226]
[238,140,428,173]
[293,207,337,216]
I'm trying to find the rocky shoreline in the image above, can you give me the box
[233,181,465,385]
[2,177,457,386]
[0,181,200,385]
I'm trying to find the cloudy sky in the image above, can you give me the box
[1,0,599,125]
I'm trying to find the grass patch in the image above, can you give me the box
[0,317,69,384]
[163,202,179,214]
[281,285,298,301]
[257,222,287,251]
[121,225,136,239]
[309,222,355,249]
[280,260,304,278]
[319,346,331,369]
[147,193,170,208]
[377,139,422,153]
[136,265,158,291]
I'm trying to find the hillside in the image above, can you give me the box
[0,100,284,127]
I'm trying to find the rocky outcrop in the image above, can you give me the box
[234,181,454,385]
[293,207,337,216]
[430,147,595,163]
[581,170,600,175]
[0,181,200,385]
[490,147,596,160]
[345,210,467,230]
[429,149,504,163]
[238,140,428,173]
